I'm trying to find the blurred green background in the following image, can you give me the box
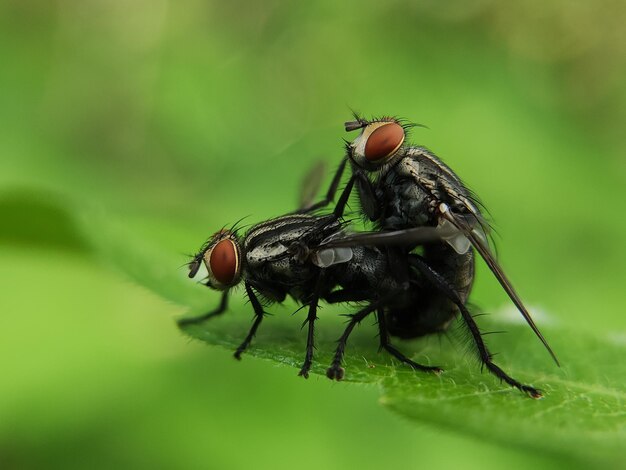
[1,1,625,469]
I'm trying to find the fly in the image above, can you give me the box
[300,113,558,397]
[180,208,445,382]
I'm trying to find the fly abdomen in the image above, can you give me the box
[423,243,474,305]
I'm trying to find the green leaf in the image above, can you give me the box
[6,190,619,466]
[380,329,626,466]
[182,303,626,466]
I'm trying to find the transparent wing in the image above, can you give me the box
[317,225,457,249]
[439,204,559,366]
[298,161,327,211]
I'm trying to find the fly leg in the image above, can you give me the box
[326,301,381,380]
[298,297,318,378]
[331,169,380,220]
[353,171,381,221]
[409,255,542,398]
[376,309,442,374]
[323,289,371,304]
[298,274,326,378]
[299,157,348,213]
[332,174,356,218]
[234,283,267,360]
[299,158,378,220]
[177,291,229,327]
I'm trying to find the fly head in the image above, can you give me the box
[189,229,243,290]
[344,115,409,171]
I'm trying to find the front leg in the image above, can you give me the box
[354,170,381,221]
[299,162,372,221]
[234,283,267,360]
[332,174,356,218]
[177,291,229,327]
[299,158,348,213]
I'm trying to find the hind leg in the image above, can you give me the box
[409,255,542,398]
[376,309,442,374]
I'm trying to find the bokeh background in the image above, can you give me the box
[1,1,625,469]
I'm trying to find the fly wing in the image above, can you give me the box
[439,204,559,366]
[298,161,327,211]
[317,225,457,249]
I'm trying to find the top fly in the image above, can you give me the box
[299,113,558,396]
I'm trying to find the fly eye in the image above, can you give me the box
[364,122,405,161]
[207,239,240,286]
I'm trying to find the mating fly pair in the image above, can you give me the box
[181,114,557,398]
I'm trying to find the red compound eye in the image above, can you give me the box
[364,122,405,161]
[209,239,239,285]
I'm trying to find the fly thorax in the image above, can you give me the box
[246,242,288,265]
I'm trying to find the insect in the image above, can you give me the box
[179,201,451,381]
[300,113,558,397]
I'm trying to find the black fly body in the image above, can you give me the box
[299,113,557,398]
[179,209,443,381]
